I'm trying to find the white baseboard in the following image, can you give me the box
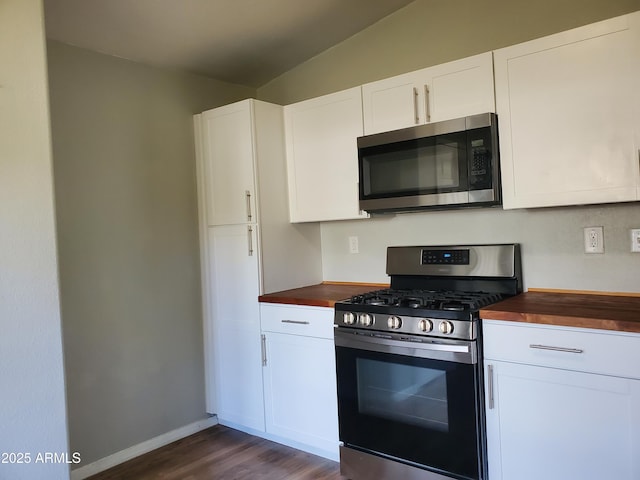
[70,416,218,480]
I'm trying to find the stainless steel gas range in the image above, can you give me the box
[334,244,522,480]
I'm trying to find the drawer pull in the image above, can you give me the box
[529,344,584,354]
[281,320,310,325]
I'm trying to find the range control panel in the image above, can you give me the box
[421,249,470,265]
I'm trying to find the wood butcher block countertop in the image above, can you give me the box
[258,282,387,308]
[480,290,640,333]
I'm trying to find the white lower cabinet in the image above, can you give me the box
[483,320,640,480]
[260,303,339,460]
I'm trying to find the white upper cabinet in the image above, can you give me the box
[495,12,640,209]
[284,86,369,223]
[199,101,257,226]
[362,52,495,135]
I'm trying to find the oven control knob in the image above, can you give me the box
[418,319,433,332]
[387,316,402,329]
[359,313,374,327]
[439,321,454,335]
[343,312,355,325]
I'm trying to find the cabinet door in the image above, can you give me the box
[262,331,339,458]
[428,52,495,123]
[206,225,264,431]
[362,69,427,134]
[285,87,368,222]
[200,100,256,225]
[484,360,640,480]
[362,52,495,134]
[495,12,640,209]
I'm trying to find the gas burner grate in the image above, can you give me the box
[349,289,503,312]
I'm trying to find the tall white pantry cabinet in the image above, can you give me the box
[193,99,322,432]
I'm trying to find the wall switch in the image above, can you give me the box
[348,236,359,254]
[584,226,604,254]
[631,229,640,253]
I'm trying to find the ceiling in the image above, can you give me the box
[43,0,416,88]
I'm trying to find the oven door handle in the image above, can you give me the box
[422,342,468,353]
[334,328,477,364]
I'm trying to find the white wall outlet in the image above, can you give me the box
[584,226,604,254]
[348,236,359,254]
[631,229,640,253]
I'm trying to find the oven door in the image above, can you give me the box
[335,328,484,480]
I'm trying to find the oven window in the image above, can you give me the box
[356,358,449,432]
[336,344,482,480]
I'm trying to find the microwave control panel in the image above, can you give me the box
[469,137,493,189]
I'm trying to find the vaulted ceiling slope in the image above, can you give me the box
[44,0,416,88]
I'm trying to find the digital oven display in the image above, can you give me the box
[421,249,470,265]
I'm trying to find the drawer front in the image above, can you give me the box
[260,304,334,339]
[483,320,640,379]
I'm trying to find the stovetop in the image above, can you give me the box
[334,288,504,341]
[333,244,521,341]
[345,288,503,312]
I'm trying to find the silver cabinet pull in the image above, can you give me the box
[487,364,495,410]
[261,334,267,366]
[529,344,584,354]
[424,84,431,122]
[247,226,254,256]
[245,190,252,222]
[413,87,419,124]
[281,320,310,325]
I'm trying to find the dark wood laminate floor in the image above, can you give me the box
[87,425,346,480]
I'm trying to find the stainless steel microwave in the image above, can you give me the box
[358,112,500,214]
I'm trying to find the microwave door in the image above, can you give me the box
[433,141,462,189]
[359,132,470,212]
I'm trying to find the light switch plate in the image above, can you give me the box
[631,229,640,253]
[348,236,359,254]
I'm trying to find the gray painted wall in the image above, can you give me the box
[47,41,255,465]
[0,1,70,479]
[258,0,640,294]
[320,204,640,292]
[29,0,640,473]
[258,0,640,104]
